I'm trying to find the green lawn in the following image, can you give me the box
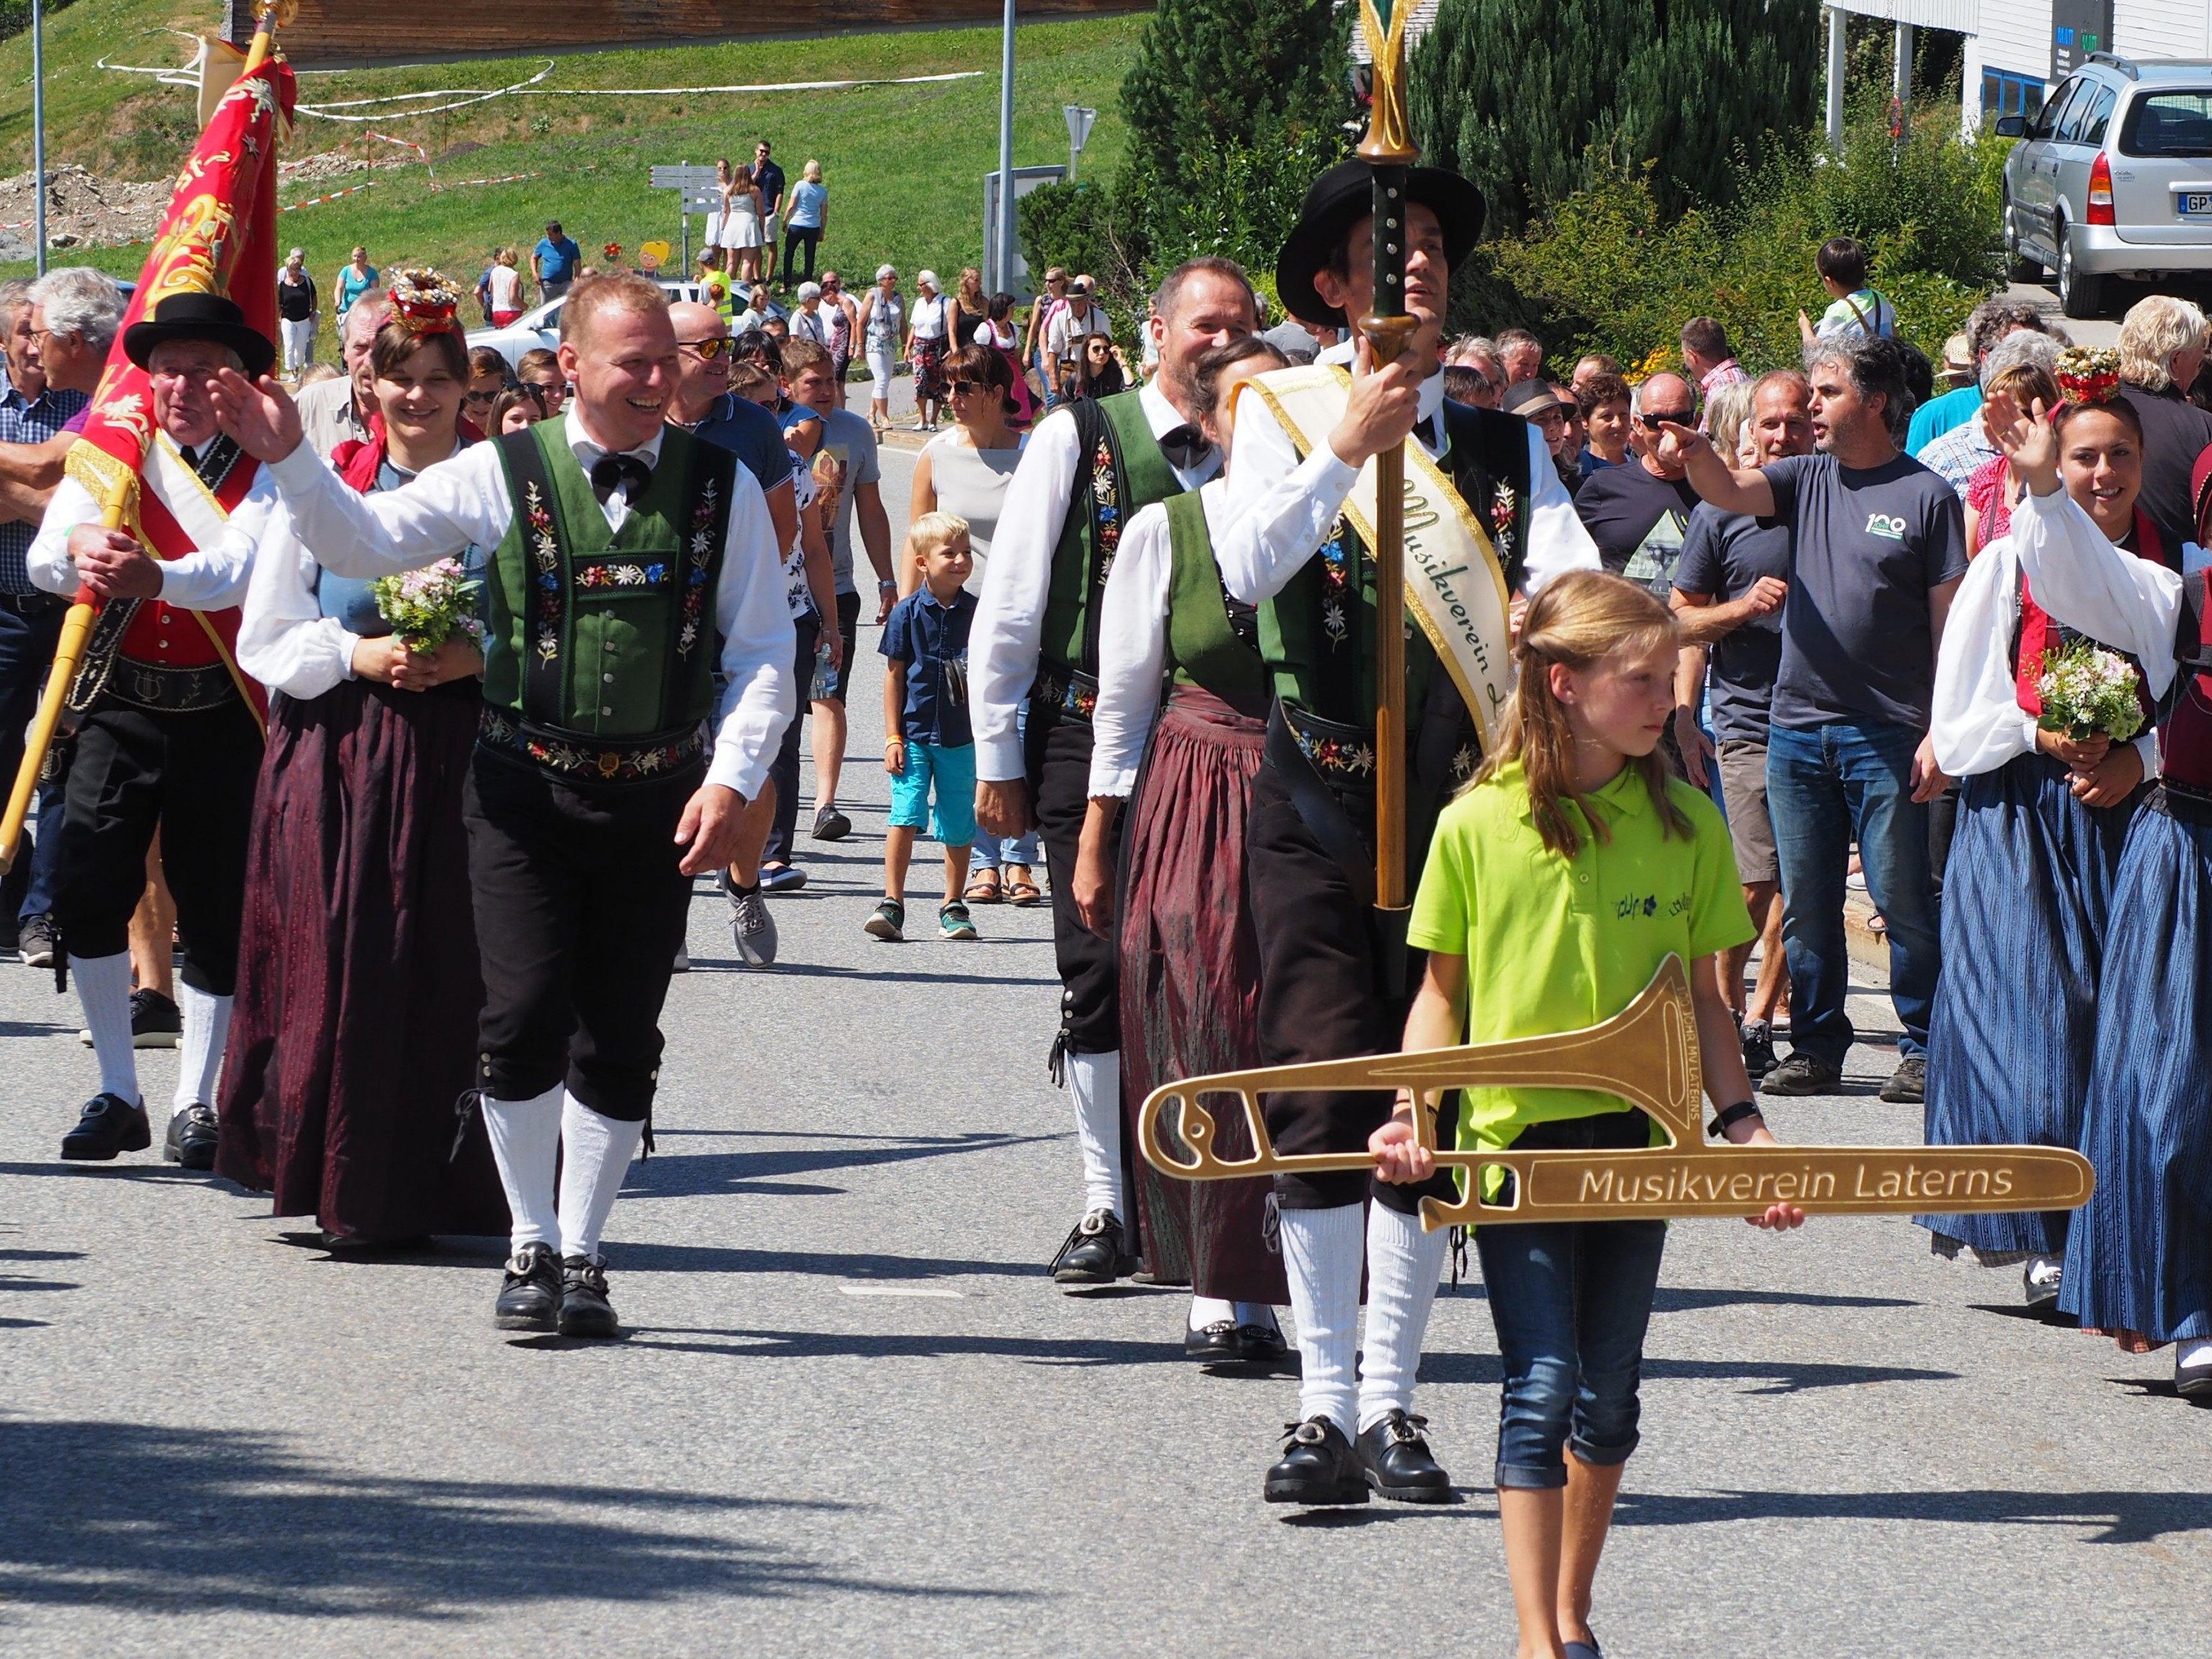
[1,11,1146,336]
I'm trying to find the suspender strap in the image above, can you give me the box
[500,426,569,726]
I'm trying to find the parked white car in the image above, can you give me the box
[466,279,706,370]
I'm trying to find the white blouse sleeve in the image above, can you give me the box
[2011,486,2186,701]
[1087,502,1174,799]
[1930,534,2037,777]
[237,501,361,701]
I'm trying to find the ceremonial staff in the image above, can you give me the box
[0,0,292,874]
[1355,0,1417,919]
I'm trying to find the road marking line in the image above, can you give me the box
[838,1285,964,1299]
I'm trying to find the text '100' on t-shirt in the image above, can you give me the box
[1760,451,1966,732]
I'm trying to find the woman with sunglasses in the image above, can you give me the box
[220,271,503,1249]
[462,346,508,439]
[909,344,1039,907]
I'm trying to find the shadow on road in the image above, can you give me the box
[0,1419,1012,1617]
[1419,1352,1961,1394]
[621,1129,1055,1201]
[626,1326,1188,1368]
[1613,1485,2212,1545]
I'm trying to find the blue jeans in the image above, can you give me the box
[1475,1216,1667,1490]
[0,595,67,927]
[1765,720,1940,1064]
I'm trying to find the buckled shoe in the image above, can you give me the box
[558,1254,621,1339]
[1264,1416,1368,1505]
[494,1241,562,1331]
[163,1103,219,1170]
[1048,1208,1132,1285]
[1354,1408,1455,1502]
[60,1093,150,1161]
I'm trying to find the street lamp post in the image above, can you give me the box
[31,0,47,275]
[994,0,1017,295]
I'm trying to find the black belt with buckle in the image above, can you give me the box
[1277,701,1380,791]
[478,705,706,786]
[0,590,66,617]
[105,657,240,715]
[1030,661,1098,725]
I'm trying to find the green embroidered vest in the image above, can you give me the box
[1259,397,1533,727]
[1039,390,1185,677]
[1163,488,1265,707]
[485,423,734,738]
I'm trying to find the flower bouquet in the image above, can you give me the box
[372,558,485,651]
[2036,639,2145,744]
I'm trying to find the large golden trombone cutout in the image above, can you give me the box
[1137,956,2094,1231]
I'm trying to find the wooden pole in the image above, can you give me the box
[1356,0,1418,915]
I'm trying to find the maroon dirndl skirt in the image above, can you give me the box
[215,677,507,1241]
[1119,685,1286,1303]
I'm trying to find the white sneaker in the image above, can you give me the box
[2177,1337,2212,1401]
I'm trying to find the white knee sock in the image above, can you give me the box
[1066,1048,1124,1217]
[1280,1203,1364,1434]
[171,986,231,1115]
[1357,1201,1451,1431]
[73,951,138,1104]
[481,1085,562,1253]
[1190,1295,1236,1331]
[557,1090,644,1262]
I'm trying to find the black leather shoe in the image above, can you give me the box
[60,1093,150,1161]
[1048,1208,1133,1285]
[558,1254,621,1339]
[1354,1409,1455,1503]
[1237,1321,1290,1368]
[163,1103,218,1170]
[494,1242,562,1331]
[1185,1319,1242,1364]
[1264,1416,1368,1505]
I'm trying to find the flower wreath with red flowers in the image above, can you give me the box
[388,267,463,336]
[2054,346,2123,408]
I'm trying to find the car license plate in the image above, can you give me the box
[2179,192,2212,217]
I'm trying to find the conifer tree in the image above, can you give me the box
[1120,0,1351,185]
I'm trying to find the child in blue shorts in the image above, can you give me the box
[868,512,979,942]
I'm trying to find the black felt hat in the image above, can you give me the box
[1274,159,1486,330]
[123,292,276,380]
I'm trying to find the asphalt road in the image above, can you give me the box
[3,431,2209,1658]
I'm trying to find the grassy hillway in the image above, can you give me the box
[0,6,1143,318]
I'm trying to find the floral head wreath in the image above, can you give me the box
[388,269,462,336]
[2054,346,2123,408]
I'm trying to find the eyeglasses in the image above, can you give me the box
[678,337,732,359]
[1637,410,1692,429]
[464,389,500,405]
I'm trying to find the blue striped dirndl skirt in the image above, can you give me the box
[1918,750,2141,1257]
[2058,801,2212,1343]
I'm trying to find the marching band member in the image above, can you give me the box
[29,294,274,1170]
[1922,351,2162,1303]
[217,271,508,1246]
[213,272,793,1339]
[969,258,1260,1287]
[1073,335,1290,1368]
[1216,161,1599,1503]
[1979,387,2212,1401]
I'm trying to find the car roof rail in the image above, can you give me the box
[2087,52,2139,79]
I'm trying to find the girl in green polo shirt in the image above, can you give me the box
[1375,570,1803,1659]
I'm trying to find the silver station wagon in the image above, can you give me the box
[1998,54,2212,320]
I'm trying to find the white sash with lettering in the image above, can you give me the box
[1239,364,1515,750]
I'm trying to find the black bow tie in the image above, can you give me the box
[1159,423,1213,472]
[590,453,652,505]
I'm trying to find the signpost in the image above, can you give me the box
[1064,104,1097,183]
[981,165,1066,301]
[649,163,721,276]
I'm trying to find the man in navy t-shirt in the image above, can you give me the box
[1661,336,1965,1107]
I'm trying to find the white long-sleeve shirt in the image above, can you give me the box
[28,437,265,613]
[236,514,357,701]
[264,408,796,801]
[1087,479,1249,799]
[1214,361,1599,608]
[970,379,1222,782]
[1933,485,2176,779]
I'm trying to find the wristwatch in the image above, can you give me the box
[1707,1100,1765,1139]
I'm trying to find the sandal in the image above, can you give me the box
[1003,866,1043,907]
[964,869,1003,904]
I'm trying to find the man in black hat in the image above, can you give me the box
[1215,160,1599,1506]
[969,257,1258,1290]
[26,292,279,1169]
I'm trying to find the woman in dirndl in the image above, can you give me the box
[1073,336,1290,1369]
[216,271,505,1247]
[1974,379,2212,1401]
[1921,351,2162,1306]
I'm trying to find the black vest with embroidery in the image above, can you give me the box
[1259,397,1532,729]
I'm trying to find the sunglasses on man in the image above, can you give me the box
[1637,408,1693,430]
[678,336,732,359]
